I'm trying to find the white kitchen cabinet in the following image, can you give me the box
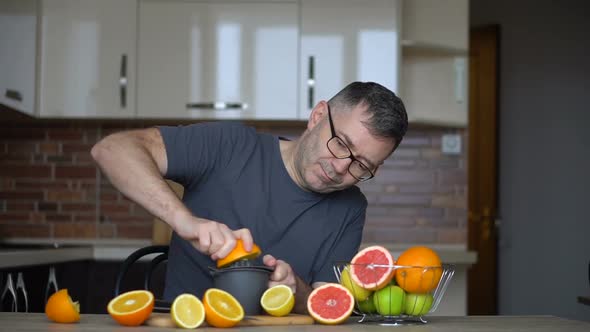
[401,53,468,126]
[0,0,37,116]
[39,0,136,118]
[299,0,401,119]
[400,0,469,127]
[137,0,298,120]
[402,0,468,52]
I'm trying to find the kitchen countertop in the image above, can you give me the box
[0,238,151,269]
[0,313,588,332]
[0,239,476,269]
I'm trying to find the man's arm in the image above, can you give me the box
[91,128,191,229]
[293,276,312,314]
[91,128,254,259]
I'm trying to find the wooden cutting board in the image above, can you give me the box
[146,313,315,327]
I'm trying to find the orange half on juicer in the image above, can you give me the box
[216,239,262,268]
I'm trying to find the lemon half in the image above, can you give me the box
[171,293,205,329]
[260,285,295,317]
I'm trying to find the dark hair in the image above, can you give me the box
[328,81,408,149]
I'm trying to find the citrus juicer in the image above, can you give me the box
[209,240,273,315]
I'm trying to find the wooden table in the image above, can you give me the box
[0,313,589,331]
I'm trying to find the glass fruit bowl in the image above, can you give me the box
[333,262,455,324]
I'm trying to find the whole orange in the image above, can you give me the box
[45,289,80,323]
[395,246,443,293]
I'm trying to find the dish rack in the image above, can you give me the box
[333,262,455,325]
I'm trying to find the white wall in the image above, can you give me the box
[470,0,590,322]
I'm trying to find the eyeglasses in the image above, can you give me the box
[326,104,375,181]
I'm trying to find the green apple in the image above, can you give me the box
[404,293,434,316]
[340,267,372,301]
[372,285,405,316]
[357,294,376,313]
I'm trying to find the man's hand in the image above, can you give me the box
[263,254,297,292]
[174,214,254,261]
[263,254,313,314]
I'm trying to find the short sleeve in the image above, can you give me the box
[158,122,256,188]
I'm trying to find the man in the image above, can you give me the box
[91,81,408,313]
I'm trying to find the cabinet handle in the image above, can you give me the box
[15,272,28,313]
[119,54,127,108]
[307,56,315,109]
[5,89,23,102]
[454,57,466,103]
[44,266,58,305]
[0,273,17,312]
[186,102,247,110]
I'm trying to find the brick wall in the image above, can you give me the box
[0,119,466,244]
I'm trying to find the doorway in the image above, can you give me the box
[467,25,500,315]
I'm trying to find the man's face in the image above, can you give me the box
[294,102,396,194]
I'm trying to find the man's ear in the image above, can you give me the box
[307,101,327,130]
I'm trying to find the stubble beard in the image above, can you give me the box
[293,129,325,192]
[295,128,347,194]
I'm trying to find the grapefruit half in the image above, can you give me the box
[349,245,395,290]
[307,283,354,325]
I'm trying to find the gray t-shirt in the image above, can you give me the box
[159,121,367,300]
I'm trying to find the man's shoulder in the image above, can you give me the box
[163,120,256,132]
[329,185,368,209]
[181,121,264,142]
[217,121,267,140]
[197,120,256,133]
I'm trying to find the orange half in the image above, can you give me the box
[45,289,80,323]
[216,239,261,268]
[203,288,244,328]
[107,290,154,326]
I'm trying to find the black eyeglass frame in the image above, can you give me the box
[326,104,375,181]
